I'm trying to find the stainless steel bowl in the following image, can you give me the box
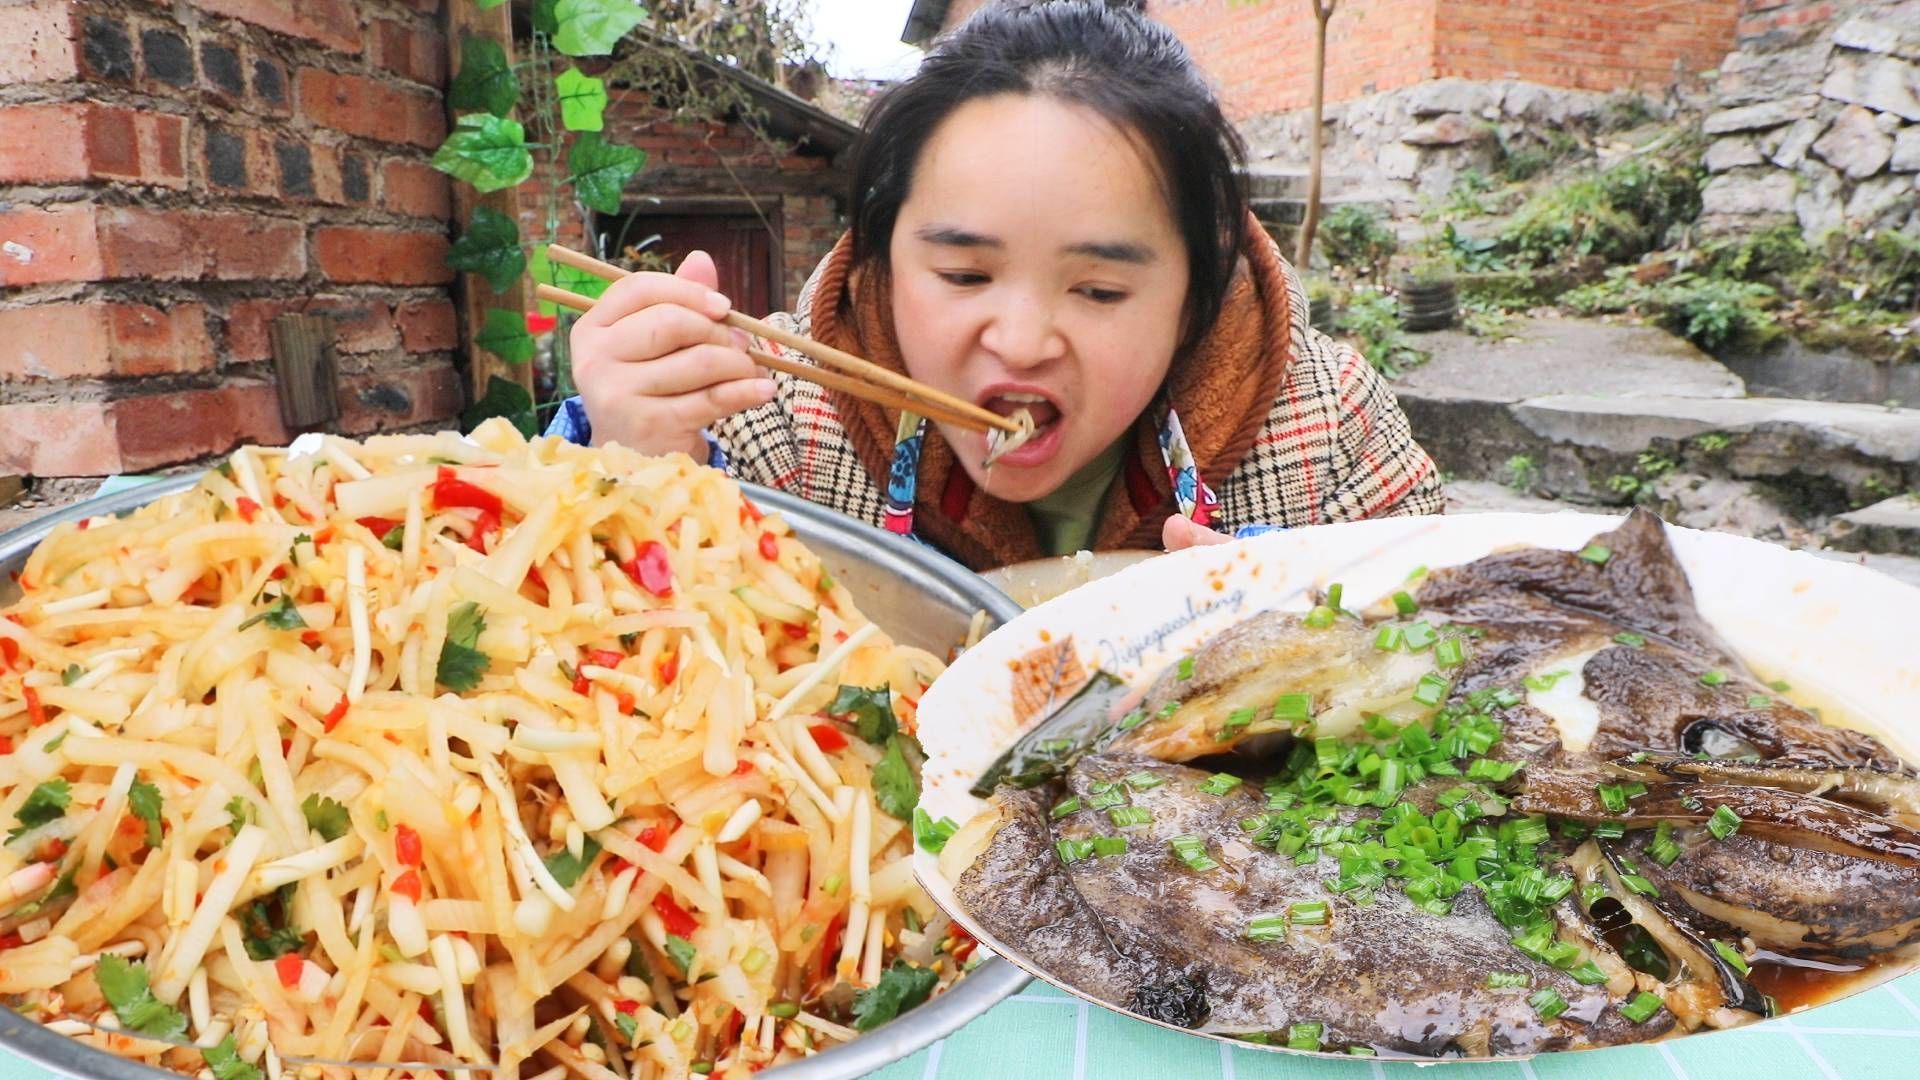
[0,474,1028,1080]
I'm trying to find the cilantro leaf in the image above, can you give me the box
[912,807,958,854]
[128,779,163,848]
[8,778,70,842]
[238,595,306,633]
[202,1035,263,1080]
[289,534,311,565]
[613,1011,639,1045]
[60,663,82,686]
[829,685,896,745]
[851,960,939,1031]
[663,933,697,974]
[300,794,351,842]
[95,955,187,1039]
[382,525,405,550]
[436,602,490,691]
[542,836,602,889]
[12,867,75,919]
[226,796,256,834]
[872,735,920,821]
[240,885,303,961]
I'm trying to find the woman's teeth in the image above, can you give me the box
[985,393,1061,428]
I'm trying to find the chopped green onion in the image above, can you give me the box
[1524,670,1571,692]
[1090,836,1129,858]
[1528,987,1569,1020]
[1118,708,1148,731]
[1403,621,1439,651]
[1272,693,1313,723]
[1304,605,1337,629]
[1177,656,1196,681]
[1198,773,1244,796]
[1598,784,1629,814]
[1392,591,1419,615]
[1124,771,1165,792]
[1712,939,1751,975]
[1218,708,1257,739]
[1326,583,1345,611]
[1612,631,1646,648]
[1747,694,1773,708]
[1050,796,1081,819]
[1511,816,1551,846]
[1486,971,1531,989]
[1769,679,1792,692]
[1238,1032,1272,1045]
[1648,821,1681,866]
[1568,960,1610,985]
[1619,991,1665,1024]
[1581,882,1608,907]
[1348,1046,1377,1057]
[1286,1022,1323,1051]
[1621,873,1659,897]
[770,1002,800,1019]
[1055,839,1094,865]
[1108,806,1154,828]
[1467,758,1522,782]
[1245,914,1287,942]
[1168,835,1219,872]
[1578,543,1612,565]
[1086,783,1127,811]
[1700,670,1728,687]
[1591,820,1627,839]
[1157,701,1181,719]
[691,1062,714,1075]
[1412,673,1451,708]
[1434,637,1467,669]
[1707,805,1742,840]
[1374,625,1404,652]
[1289,900,1329,925]
[742,947,770,975]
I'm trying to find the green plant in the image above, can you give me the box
[1335,291,1428,376]
[1402,257,1455,287]
[1694,433,1732,453]
[1320,205,1399,279]
[1504,454,1540,494]
[1607,473,1642,497]
[1563,271,1779,352]
[1636,452,1675,479]
[1461,299,1519,339]
[1494,153,1701,268]
[1434,222,1510,273]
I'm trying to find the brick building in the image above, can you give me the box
[0,1,854,485]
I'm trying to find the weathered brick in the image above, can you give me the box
[251,56,288,112]
[0,104,89,182]
[341,151,371,203]
[381,158,451,219]
[337,360,463,433]
[205,126,248,189]
[90,208,305,281]
[0,401,119,476]
[275,138,315,197]
[107,382,291,473]
[312,297,399,354]
[0,0,79,85]
[200,40,244,99]
[139,26,194,88]
[0,204,103,287]
[298,68,442,147]
[193,0,362,55]
[223,298,297,362]
[80,14,133,83]
[372,18,443,86]
[312,227,452,285]
[198,213,306,280]
[397,298,458,352]
[3,302,216,381]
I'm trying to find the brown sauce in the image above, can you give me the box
[1747,950,1881,1014]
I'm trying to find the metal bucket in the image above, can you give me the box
[0,474,1029,1080]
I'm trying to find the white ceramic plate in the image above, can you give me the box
[912,511,1920,1061]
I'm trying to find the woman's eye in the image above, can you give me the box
[1077,286,1128,304]
[936,270,989,287]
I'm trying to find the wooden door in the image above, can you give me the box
[600,212,780,314]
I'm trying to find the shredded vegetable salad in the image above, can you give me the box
[0,422,974,1079]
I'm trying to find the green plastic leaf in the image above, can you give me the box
[431,114,533,194]
[463,374,539,438]
[477,307,537,365]
[473,0,510,8]
[568,132,646,213]
[533,0,561,36]
[446,206,525,293]
[530,248,611,316]
[448,35,519,118]
[555,67,608,132]
[553,0,646,57]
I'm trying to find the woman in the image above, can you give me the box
[552,0,1442,570]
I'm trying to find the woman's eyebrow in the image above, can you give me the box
[1061,240,1157,265]
[915,224,1002,248]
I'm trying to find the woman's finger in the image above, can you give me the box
[589,302,738,366]
[624,344,763,398]
[1162,514,1231,552]
[656,378,778,432]
[574,268,731,330]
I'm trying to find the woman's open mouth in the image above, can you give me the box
[978,388,1065,469]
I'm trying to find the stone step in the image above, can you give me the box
[1394,318,1920,519]
[1829,495,1920,557]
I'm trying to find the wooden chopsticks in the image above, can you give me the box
[538,245,1022,436]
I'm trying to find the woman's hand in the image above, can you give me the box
[1161,514,1232,552]
[569,250,776,458]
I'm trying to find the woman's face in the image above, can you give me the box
[888,94,1190,503]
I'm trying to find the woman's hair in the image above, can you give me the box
[847,0,1249,358]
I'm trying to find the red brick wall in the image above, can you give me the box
[1141,0,1738,118]
[0,0,461,478]
[1736,0,1844,47]
[1432,1,1741,92]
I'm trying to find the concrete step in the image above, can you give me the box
[1829,495,1920,557]
[1394,318,1920,518]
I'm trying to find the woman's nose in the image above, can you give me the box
[979,293,1066,369]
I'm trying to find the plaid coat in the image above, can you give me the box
[709,243,1444,543]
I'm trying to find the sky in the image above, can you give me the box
[800,0,925,79]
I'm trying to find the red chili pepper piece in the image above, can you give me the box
[652,892,699,937]
[235,497,260,523]
[584,649,625,670]
[322,697,349,733]
[395,824,422,867]
[275,953,303,989]
[0,736,13,755]
[432,466,504,516]
[638,823,674,852]
[732,759,754,776]
[782,622,809,640]
[819,914,846,980]
[0,931,24,950]
[465,507,499,554]
[807,724,848,753]
[356,516,400,540]
[22,687,45,728]
[301,631,322,648]
[758,532,780,561]
[613,999,640,1015]
[623,541,674,597]
[656,650,679,685]
[740,497,763,524]
[0,638,17,671]
[571,671,591,696]
[615,692,636,716]
[392,868,423,902]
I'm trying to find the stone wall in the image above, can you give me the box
[0,0,463,479]
[1698,0,1920,238]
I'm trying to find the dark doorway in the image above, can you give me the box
[598,210,781,315]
